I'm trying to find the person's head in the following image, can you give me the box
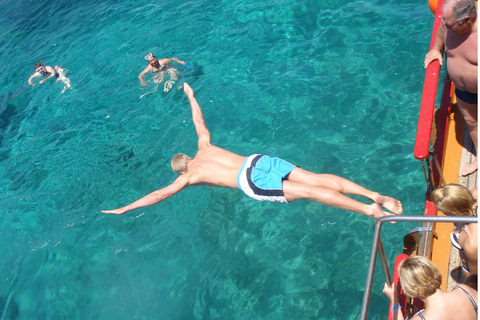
[443,0,477,33]
[431,184,477,216]
[145,52,158,66]
[171,153,193,174]
[398,256,442,300]
[34,63,46,74]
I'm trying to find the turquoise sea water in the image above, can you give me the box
[1,0,433,319]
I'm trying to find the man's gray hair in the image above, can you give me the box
[445,0,477,22]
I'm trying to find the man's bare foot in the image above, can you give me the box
[371,193,403,215]
[462,157,477,176]
[367,203,389,219]
[366,203,398,222]
[183,82,194,98]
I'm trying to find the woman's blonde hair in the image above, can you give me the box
[171,153,193,173]
[431,184,477,216]
[398,256,442,299]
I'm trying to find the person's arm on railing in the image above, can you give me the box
[424,23,445,67]
[383,283,405,320]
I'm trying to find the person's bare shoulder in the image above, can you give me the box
[456,283,478,298]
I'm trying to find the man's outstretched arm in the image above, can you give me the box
[183,83,211,149]
[102,175,189,215]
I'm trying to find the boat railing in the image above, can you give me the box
[413,0,458,194]
[359,215,478,320]
[413,0,445,162]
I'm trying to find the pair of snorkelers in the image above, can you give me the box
[102,83,403,219]
[138,52,188,92]
[28,61,72,94]
[28,51,186,95]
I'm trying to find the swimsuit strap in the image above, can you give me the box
[413,309,426,320]
[450,232,463,250]
[453,286,478,313]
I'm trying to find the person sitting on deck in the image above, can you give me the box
[424,0,478,176]
[431,184,478,280]
[138,52,187,92]
[383,255,478,320]
[101,83,403,218]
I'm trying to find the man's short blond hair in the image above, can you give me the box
[431,184,477,216]
[398,256,442,299]
[171,153,192,173]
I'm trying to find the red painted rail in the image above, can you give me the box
[389,3,449,320]
[413,0,445,160]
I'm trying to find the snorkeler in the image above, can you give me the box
[28,62,72,94]
[138,52,187,92]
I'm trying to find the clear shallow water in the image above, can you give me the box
[1,0,432,319]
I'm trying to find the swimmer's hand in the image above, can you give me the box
[101,207,129,215]
[29,83,35,86]
[40,79,47,84]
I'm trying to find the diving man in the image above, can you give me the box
[102,83,403,218]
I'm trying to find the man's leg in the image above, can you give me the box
[284,167,402,217]
[457,99,477,176]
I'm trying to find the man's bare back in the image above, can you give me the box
[184,145,246,188]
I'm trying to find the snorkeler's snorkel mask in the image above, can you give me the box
[144,52,154,60]
[35,60,47,75]
[35,66,47,74]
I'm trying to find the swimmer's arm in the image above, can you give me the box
[28,72,41,85]
[102,176,190,215]
[425,23,445,67]
[171,57,186,65]
[138,65,152,85]
[159,58,186,66]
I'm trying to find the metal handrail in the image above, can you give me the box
[360,215,478,320]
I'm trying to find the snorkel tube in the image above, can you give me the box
[37,60,47,75]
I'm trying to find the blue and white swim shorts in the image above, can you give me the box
[237,154,296,203]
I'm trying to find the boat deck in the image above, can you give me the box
[430,98,477,292]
